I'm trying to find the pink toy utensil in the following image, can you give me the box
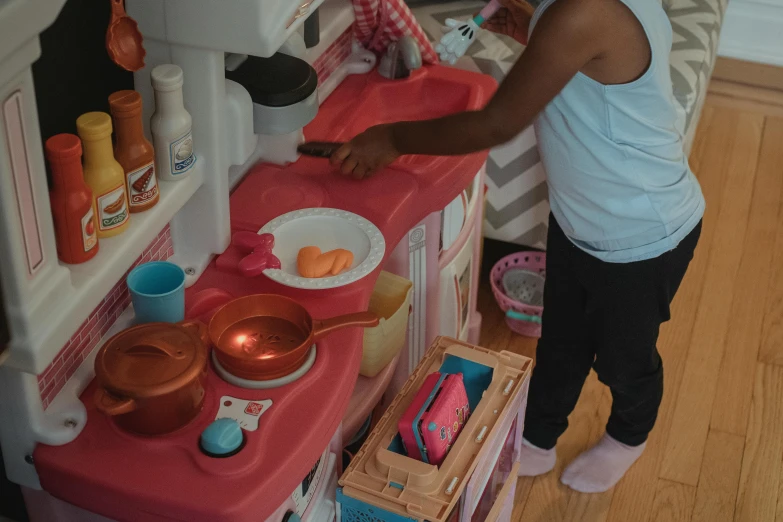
[233,231,281,277]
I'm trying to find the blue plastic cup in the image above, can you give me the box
[127,261,186,324]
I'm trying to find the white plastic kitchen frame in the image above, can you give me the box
[0,0,371,490]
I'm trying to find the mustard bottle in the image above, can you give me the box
[76,112,130,238]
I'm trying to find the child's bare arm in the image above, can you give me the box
[332,0,610,177]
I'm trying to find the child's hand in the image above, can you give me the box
[482,0,534,45]
[330,125,400,179]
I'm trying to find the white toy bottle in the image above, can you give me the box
[150,64,196,180]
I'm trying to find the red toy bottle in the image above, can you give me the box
[46,134,99,264]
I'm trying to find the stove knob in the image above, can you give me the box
[282,513,301,522]
[200,418,244,458]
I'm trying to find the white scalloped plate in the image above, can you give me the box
[259,208,386,290]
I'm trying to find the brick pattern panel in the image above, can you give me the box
[313,26,354,85]
[37,226,174,409]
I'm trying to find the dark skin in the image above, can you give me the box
[331,0,651,179]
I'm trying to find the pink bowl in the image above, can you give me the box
[490,252,545,338]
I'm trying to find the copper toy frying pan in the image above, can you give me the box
[208,294,379,381]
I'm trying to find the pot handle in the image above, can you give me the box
[313,312,380,342]
[95,388,137,416]
[180,320,210,345]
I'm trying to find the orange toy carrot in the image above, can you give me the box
[297,246,354,278]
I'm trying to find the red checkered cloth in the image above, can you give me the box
[353,0,439,64]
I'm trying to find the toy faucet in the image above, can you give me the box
[436,0,501,64]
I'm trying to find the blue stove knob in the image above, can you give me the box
[283,513,301,522]
[200,418,244,458]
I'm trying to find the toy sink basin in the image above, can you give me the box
[306,66,497,173]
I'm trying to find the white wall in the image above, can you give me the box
[719,0,783,66]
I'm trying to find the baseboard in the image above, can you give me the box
[718,0,783,67]
[713,57,783,92]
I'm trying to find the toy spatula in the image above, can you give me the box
[436,0,501,64]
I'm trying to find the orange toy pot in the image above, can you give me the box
[94,321,208,436]
[208,294,379,381]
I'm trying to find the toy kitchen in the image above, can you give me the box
[0,0,531,521]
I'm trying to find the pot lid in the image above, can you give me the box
[95,322,207,398]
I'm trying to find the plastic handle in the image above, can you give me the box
[313,312,380,341]
[506,310,542,324]
[95,388,137,416]
[181,320,210,345]
[110,0,126,19]
[474,0,501,25]
[123,342,185,359]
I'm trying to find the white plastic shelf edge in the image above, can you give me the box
[305,0,355,65]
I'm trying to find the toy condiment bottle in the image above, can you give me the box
[76,112,130,238]
[45,134,99,264]
[109,90,159,213]
[150,64,196,180]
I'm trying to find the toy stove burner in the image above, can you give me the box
[212,345,317,389]
[259,173,326,210]
[230,171,328,230]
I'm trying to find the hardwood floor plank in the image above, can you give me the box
[692,430,745,522]
[660,110,764,486]
[650,479,696,522]
[711,117,783,435]
[734,364,783,522]
[757,120,783,366]
[606,105,734,522]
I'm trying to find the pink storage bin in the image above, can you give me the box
[490,252,545,338]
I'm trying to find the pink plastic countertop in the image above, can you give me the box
[34,66,496,522]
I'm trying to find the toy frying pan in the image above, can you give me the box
[207,294,379,380]
[106,0,146,72]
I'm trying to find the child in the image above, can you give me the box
[331,0,704,492]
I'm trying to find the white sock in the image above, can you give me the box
[518,437,557,477]
[560,433,646,493]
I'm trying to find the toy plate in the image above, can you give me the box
[259,208,386,289]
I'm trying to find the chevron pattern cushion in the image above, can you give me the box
[410,0,724,248]
[666,0,727,152]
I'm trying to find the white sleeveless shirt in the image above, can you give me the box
[530,0,704,262]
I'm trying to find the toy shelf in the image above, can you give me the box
[7,164,203,374]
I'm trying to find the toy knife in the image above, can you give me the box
[297,142,344,158]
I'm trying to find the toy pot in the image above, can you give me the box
[94,321,208,436]
[208,294,379,381]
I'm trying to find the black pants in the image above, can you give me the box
[523,215,701,449]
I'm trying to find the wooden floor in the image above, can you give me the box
[478,83,783,522]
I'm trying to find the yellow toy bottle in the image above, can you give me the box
[76,112,130,238]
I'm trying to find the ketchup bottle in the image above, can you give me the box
[109,90,159,212]
[45,134,99,264]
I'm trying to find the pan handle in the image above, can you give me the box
[312,312,379,341]
[180,320,210,345]
[95,388,137,416]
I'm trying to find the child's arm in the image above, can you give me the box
[332,0,609,178]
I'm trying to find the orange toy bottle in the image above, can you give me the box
[45,134,100,264]
[76,112,130,237]
[109,90,159,213]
